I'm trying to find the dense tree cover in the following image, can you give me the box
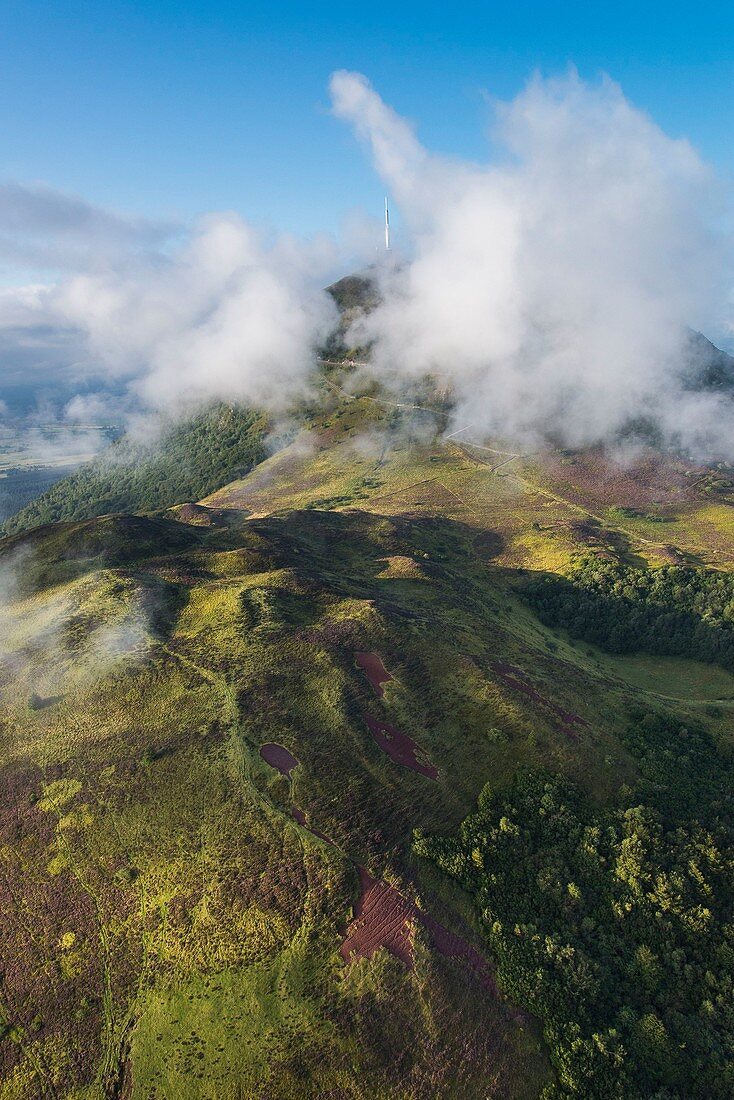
[0,465,77,523]
[2,404,268,534]
[416,709,734,1097]
[524,556,734,671]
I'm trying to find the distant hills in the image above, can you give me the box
[683,329,734,391]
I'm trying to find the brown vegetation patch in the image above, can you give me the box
[0,766,103,1091]
[340,867,415,967]
[657,543,691,564]
[259,743,299,776]
[342,868,501,997]
[539,446,709,512]
[171,502,220,526]
[566,519,618,553]
[420,912,500,995]
[355,651,393,697]
[491,661,589,741]
[298,617,365,650]
[364,715,438,779]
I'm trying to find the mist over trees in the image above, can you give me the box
[2,404,268,535]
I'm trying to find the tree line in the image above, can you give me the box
[524,556,734,671]
[2,404,268,535]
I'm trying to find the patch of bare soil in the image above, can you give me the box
[355,651,393,697]
[364,715,438,779]
[259,742,299,776]
[341,869,502,997]
[340,867,416,967]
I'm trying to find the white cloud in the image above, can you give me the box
[331,69,734,457]
[1,213,340,418]
[59,214,338,412]
[0,71,732,459]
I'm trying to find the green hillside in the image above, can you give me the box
[1,374,734,1098]
[2,404,269,536]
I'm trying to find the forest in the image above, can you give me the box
[2,404,269,535]
[0,464,77,523]
[416,708,734,1097]
[524,556,734,671]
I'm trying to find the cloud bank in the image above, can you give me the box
[0,180,175,277]
[0,207,339,422]
[0,70,733,460]
[331,69,734,457]
[49,214,339,415]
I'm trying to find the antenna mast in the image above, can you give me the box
[384,195,391,251]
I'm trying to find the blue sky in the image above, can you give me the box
[2,0,734,237]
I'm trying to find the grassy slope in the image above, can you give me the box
[205,371,734,576]
[0,506,553,1098]
[2,379,734,1097]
